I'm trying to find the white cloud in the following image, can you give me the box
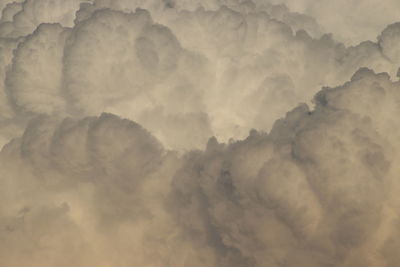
[261,0,400,45]
[1,2,398,150]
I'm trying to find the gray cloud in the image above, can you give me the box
[0,69,400,266]
[0,1,400,266]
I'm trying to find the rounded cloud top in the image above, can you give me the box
[0,1,400,267]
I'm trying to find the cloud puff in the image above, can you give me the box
[0,69,400,266]
[1,1,400,266]
[1,2,399,150]
[262,0,400,45]
[0,0,89,38]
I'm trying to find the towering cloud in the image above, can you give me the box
[1,1,400,267]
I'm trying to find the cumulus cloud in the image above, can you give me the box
[1,0,399,150]
[1,1,400,267]
[1,69,400,267]
[262,0,400,45]
[0,0,90,38]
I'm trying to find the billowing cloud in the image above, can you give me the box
[1,69,400,266]
[1,1,400,266]
[262,0,400,45]
[1,0,399,150]
[0,0,90,38]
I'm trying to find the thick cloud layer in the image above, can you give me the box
[1,0,400,150]
[2,69,400,267]
[1,1,400,267]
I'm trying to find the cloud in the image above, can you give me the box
[0,69,399,266]
[0,1,400,266]
[1,2,399,150]
[0,0,89,38]
[261,0,400,45]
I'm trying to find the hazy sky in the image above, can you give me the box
[1,1,400,266]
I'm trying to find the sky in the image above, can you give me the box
[1,0,400,266]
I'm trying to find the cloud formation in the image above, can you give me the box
[2,69,400,267]
[1,1,400,267]
[262,0,400,45]
[1,0,399,150]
